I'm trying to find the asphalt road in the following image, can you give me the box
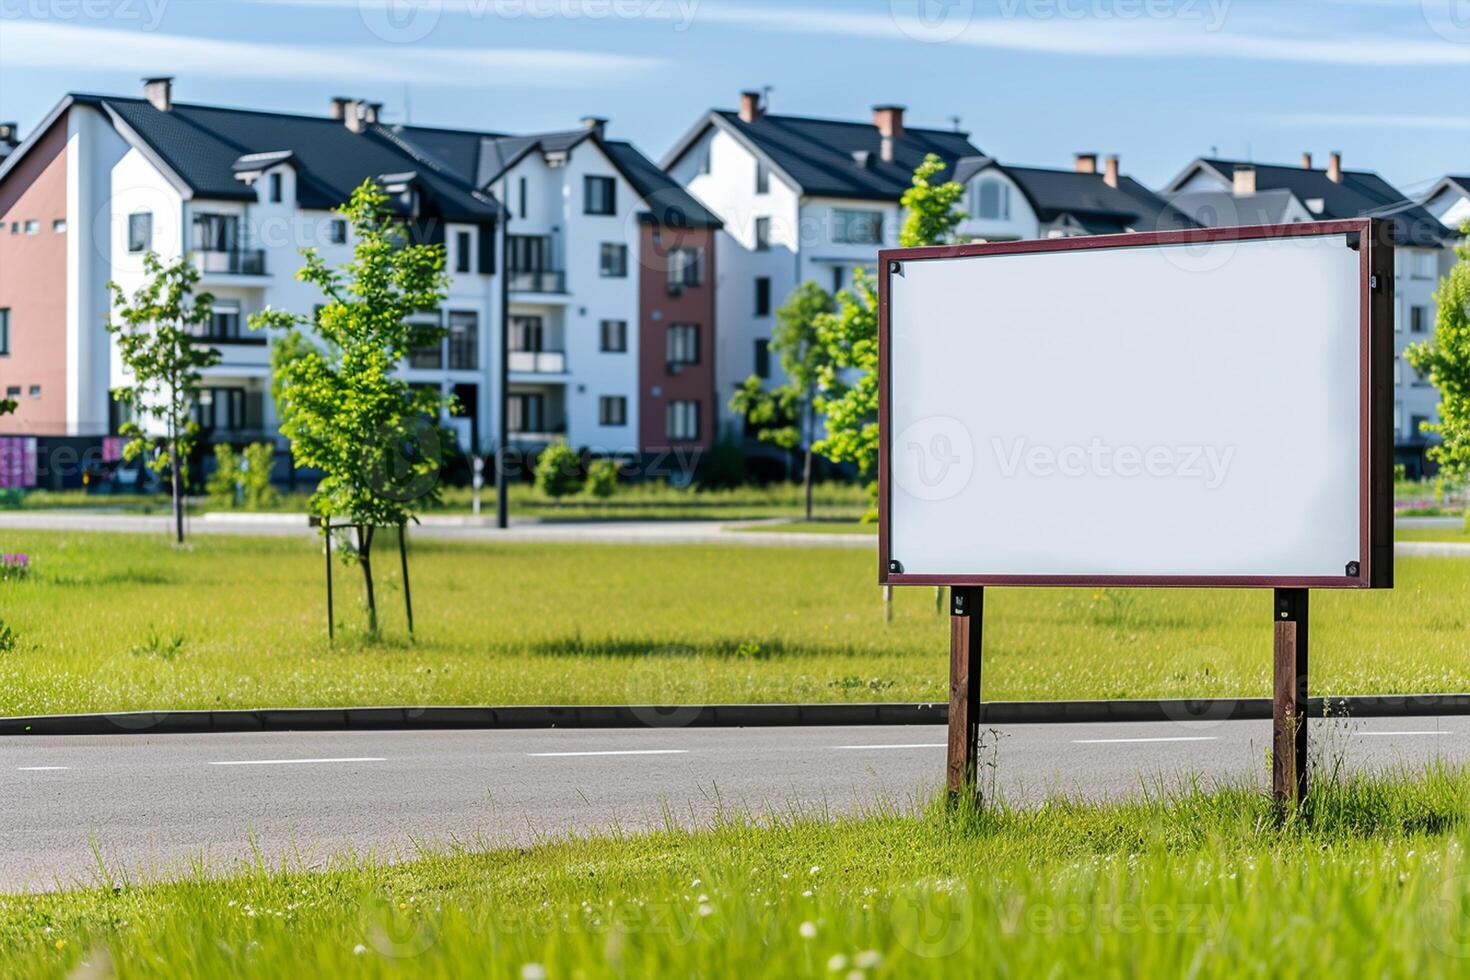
[4,717,1467,893]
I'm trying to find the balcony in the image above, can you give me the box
[194,248,267,277]
[508,350,568,374]
[508,270,567,294]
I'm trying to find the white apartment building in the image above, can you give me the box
[0,80,722,488]
[663,94,982,451]
[1165,154,1459,476]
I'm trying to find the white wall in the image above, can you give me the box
[955,170,1040,242]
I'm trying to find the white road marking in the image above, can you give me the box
[1072,736,1220,745]
[17,766,70,771]
[209,757,386,767]
[1355,730,1451,737]
[526,758,690,764]
[833,744,947,751]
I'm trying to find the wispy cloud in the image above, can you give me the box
[0,20,665,86]
[1255,112,1470,132]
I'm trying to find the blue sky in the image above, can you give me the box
[1,0,1466,195]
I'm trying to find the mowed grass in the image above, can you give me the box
[6,767,1470,977]
[3,530,1470,716]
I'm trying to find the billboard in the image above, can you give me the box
[879,220,1394,589]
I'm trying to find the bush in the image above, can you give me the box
[205,445,242,506]
[0,619,15,655]
[535,440,584,498]
[242,442,279,510]
[699,432,748,489]
[584,458,621,499]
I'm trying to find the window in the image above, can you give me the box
[518,177,528,219]
[455,230,473,274]
[509,392,545,433]
[667,400,700,441]
[4,386,18,399]
[328,219,347,245]
[600,243,628,278]
[128,212,152,253]
[193,212,241,253]
[268,173,283,203]
[23,220,38,235]
[27,385,40,399]
[510,315,545,352]
[1394,356,1402,385]
[408,316,444,369]
[755,161,770,195]
[448,311,478,370]
[599,396,627,426]
[668,247,703,291]
[205,301,242,340]
[667,323,700,366]
[584,175,616,215]
[755,217,771,251]
[600,319,627,353]
[1412,251,1436,280]
[754,339,770,379]
[697,143,711,176]
[1395,401,1404,437]
[1414,365,1429,387]
[974,179,1011,220]
[832,209,883,245]
[0,308,9,355]
[755,277,771,316]
[52,219,66,234]
[831,265,844,296]
[1411,306,1429,334]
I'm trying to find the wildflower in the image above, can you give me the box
[799,921,817,939]
[855,951,882,969]
[521,964,548,980]
[53,939,66,951]
[699,904,714,917]
[353,945,368,956]
[828,954,848,972]
[810,865,821,875]
[398,902,408,910]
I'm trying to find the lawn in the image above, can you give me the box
[3,530,1470,717]
[727,520,876,535]
[4,766,1470,977]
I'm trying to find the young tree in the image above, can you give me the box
[813,154,967,515]
[108,254,222,544]
[252,180,450,633]
[1405,221,1470,525]
[729,280,835,519]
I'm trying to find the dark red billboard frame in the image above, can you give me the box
[876,218,1394,591]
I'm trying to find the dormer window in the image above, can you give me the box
[974,179,1010,221]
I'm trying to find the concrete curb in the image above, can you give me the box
[5,694,1470,736]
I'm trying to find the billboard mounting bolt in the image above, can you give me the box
[888,559,904,574]
[888,260,902,276]
[1346,561,1360,577]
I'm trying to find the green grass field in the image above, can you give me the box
[3,530,1470,717]
[5,766,1470,977]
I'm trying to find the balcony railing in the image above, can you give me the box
[508,270,567,293]
[195,248,267,276]
[508,350,568,374]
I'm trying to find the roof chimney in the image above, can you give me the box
[1103,154,1120,189]
[143,77,174,112]
[1074,153,1097,175]
[1233,164,1257,196]
[873,105,905,163]
[345,100,367,134]
[1301,152,1313,170]
[363,102,384,125]
[329,97,353,121]
[581,116,608,139]
[739,90,764,124]
[1328,151,1343,184]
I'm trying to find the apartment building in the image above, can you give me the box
[948,152,1195,241]
[0,80,720,488]
[1164,154,1458,476]
[662,94,982,443]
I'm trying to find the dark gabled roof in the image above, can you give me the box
[396,123,720,229]
[1171,158,1453,247]
[1423,175,1470,205]
[601,139,721,229]
[37,94,502,221]
[964,158,1197,234]
[1166,188,1302,228]
[665,110,983,201]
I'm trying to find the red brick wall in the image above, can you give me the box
[638,223,717,453]
[0,119,69,435]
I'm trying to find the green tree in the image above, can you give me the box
[1405,222,1470,526]
[813,155,967,517]
[108,253,222,544]
[205,444,243,507]
[242,442,280,510]
[535,440,584,498]
[729,280,835,520]
[251,180,450,633]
